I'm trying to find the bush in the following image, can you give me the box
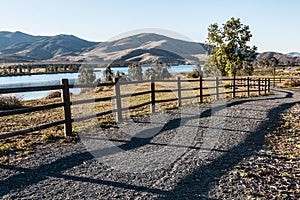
[278,78,300,88]
[78,67,96,84]
[45,91,61,99]
[224,82,231,89]
[187,70,200,78]
[0,95,23,110]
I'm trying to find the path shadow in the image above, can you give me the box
[0,90,295,198]
[158,102,298,199]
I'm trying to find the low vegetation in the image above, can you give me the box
[45,91,61,99]
[0,95,23,110]
[278,78,300,88]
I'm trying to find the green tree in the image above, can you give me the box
[270,57,279,68]
[103,64,114,82]
[27,66,32,73]
[128,62,143,81]
[115,70,125,79]
[8,66,12,74]
[13,66,17,74]
[78,66,96,84]
[143,66,171,80]
[206,17,257,76]
[18,66,23,74]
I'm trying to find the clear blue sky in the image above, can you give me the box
[0,0,299,53]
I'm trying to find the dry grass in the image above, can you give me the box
[0,95,23,110]
[278,78,300,88]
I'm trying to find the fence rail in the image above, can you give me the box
[0,76,273,139]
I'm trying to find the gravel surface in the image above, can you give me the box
[0,89,299,199]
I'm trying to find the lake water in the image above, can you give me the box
[0,65,196,100]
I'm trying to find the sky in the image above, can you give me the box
[0,0,299,53]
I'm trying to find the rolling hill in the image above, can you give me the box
[0,32,98,61]
[74,33,208,64]
[286,52,300,57]
[257,51,300,65]
[0,31,45,50]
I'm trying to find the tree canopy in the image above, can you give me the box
[103,64,114,82]
[205,17,257,76]
[78,66,96,84]
[128,62,143,81]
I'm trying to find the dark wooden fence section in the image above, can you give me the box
[0,76,271,139]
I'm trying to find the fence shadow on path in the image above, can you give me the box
[159,90,298,199]
[0,89,296,198]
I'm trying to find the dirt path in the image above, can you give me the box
[0,89,299,199]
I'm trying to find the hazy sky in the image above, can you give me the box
[0,0,299,53]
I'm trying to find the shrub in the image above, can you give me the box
[224,82,231,89]
[0,95,23,110]
[45,91,61,99]
[78,67,96,84]
[187,70,200,78]
[278,78,300,88]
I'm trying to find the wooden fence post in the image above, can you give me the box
[114,77,122,122]
[247,77,250,97]
[61,79,72,137]
[268,78,271,92]
[215,77,219,100]
[150,76,155,113]
[264,78,267,94]
[258,78,261,96]
[199,75,203,103]
[232,76,236,98]
[177,77,182,107]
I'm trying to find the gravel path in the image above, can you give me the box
[0,89,299,199]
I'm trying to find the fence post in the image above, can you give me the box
[114,77,122,122]
[264,78,267,94]
[177,77,182,107]
[258,78,261,96]
[199,75,203,103]
[232,76,236,98]
[61,79,72,137]
[247,77,250,97]
[215,77,219,100]
[150,76,155,113]
[268,78,271,92]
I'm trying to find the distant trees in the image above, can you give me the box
[270,57,279,68]
[103,64,114,82]
[78,66,96,84]
[187,63,203,78]
[144,64,171,80]
[128,63,143,81]
[205,17,257,76]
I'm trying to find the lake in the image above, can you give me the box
[0,65,196,100]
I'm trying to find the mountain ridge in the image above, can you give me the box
[75,32,208,64]
[0,32,99,61]
[0,31,299,65]
[257,51,300,65]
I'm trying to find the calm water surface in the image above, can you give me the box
[0,65,196,100]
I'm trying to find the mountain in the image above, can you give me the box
[257,51,300,65]
[0,32,98,61]
[286,52,300,57]
[75,33,208,64]
[0,31,45,50]
[0,31,208,63]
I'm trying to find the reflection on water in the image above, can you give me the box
[0,65,195,100]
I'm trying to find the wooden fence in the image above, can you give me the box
[0,76,271,139]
